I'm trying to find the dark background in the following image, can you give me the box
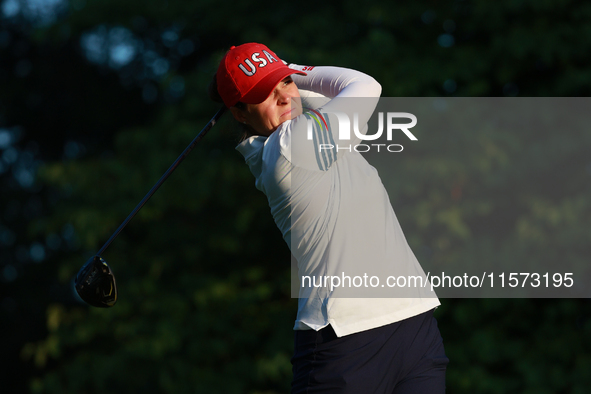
[1,0,590,393]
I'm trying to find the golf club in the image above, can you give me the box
[74,106,227,308]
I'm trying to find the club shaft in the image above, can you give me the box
[97,106,227,256]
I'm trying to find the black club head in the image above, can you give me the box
[75,255,117,308]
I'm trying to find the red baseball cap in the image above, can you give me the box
[216,43,307,108]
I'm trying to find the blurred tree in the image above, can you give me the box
[1,6,157,392]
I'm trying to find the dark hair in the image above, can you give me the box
[208,74,251,141]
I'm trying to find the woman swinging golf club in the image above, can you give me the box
[210,42,448,393]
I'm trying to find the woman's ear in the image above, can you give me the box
[230,107,248,124]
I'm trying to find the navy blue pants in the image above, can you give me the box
[291,310,448,393]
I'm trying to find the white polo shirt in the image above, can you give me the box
[236,65,439,337]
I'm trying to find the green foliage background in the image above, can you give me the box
[1,0,590,393]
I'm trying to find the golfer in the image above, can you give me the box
[210,43,448,393]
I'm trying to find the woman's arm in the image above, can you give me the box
[282,65,382,170]
[289,65,382,99]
